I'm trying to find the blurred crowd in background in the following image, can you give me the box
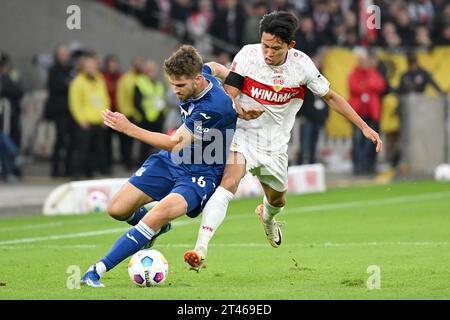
[100,0,450,55]
[1,48,181,182]
[1,0,449,183]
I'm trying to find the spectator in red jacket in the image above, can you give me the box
[103,55,122,111]
[102,54,122,173]
[348,48,385,175]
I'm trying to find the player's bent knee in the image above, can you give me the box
[219,175,240,194]
[107,201,128,221]
[267,195,286,208]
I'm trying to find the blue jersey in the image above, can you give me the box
[159,64,237,177]
[129,65,237,218]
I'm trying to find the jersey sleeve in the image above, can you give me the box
[230,45,250,77]
[303,55,330,97]
[202,64,212,75]
[184,109,222,140]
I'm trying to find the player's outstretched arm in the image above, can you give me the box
[102,110,193,152]
[322,88,382,152]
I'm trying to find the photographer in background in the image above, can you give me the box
[398,54,445,95]
[44,45,75,177]
[0,51,24,180]
[296,55,328,165]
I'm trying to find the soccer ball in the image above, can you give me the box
[128,249,169,287]
[434,164,450,181]
[85,190,109,212]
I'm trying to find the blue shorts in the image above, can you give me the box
[129,153,220,218]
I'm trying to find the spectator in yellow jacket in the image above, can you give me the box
[69,53,111,179]
[116,57,143,122]
[115,57,143,169]
[133,59,166,164]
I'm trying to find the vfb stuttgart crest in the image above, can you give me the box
[273,77,284,92]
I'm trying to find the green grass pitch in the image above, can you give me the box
[0,180,449,299]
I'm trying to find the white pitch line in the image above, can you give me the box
[1,241,449,251]
[0,220,195,245]
[214,241,450,247]
[0,222,65,232]
[0,216,105,232]
[282,190,450,215]
[0,208,191,233]
[151,242,450,248]
[0,227,129,245]
[316,241,450,247]
[1,191,449,246]
[0,244,98,250]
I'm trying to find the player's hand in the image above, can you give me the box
[102,109,132,134]
[238,105,265,120]
[362,125,383,152]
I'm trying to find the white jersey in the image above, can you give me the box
[231,44,330,153]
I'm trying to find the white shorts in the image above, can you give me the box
[230,131,288,192]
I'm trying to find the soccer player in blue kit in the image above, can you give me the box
[81,45,237,287]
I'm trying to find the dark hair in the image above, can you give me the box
[407,53,417,66]
[253,0,268,9]
[0,52,11,68]
[104,54,118,63]
[103,54,119,68]
[81,50,97,59]
[259,11,299,43]
[164,45,203,78]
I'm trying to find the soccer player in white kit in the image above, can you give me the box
[184,11,383,270]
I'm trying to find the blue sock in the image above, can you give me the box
[126,207,148,226]
[101,221,155,271]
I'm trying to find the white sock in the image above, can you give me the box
[136,220,156,240]
[195,186,234,257]
[94,262,107,277]
[262,196,284,222]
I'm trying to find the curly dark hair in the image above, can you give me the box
[164,45,203,78]
[259,11,299,44]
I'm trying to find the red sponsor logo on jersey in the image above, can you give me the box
[231,61,237,72]
[242,77,305,105]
